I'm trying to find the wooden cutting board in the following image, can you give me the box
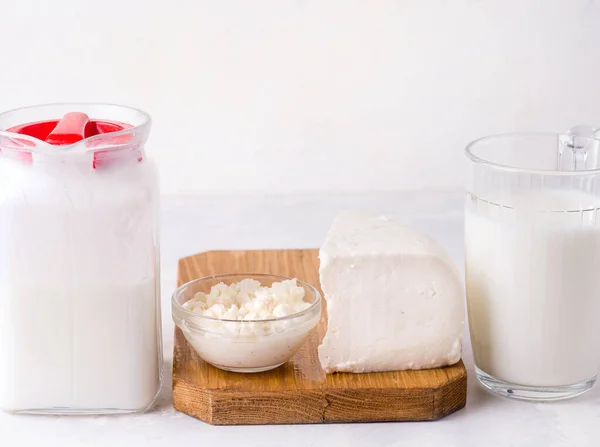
[173,249,467,425]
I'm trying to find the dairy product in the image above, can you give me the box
[183,278,311,322]
[0,281,158,410]
[181,320,316,371]
[318,213,464,373]
[0,110,161,413]
[466,190,600,387]
[0,156,161,412]
[175,277,321,372]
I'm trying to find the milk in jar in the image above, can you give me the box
[466,190,600,387]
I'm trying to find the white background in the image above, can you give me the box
[1,0,599,194]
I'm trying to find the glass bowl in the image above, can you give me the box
[172,273,322,373]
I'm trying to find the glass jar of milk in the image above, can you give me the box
[0,104,162,414]
[465,128,600,400]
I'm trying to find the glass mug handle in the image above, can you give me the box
[558,125,600,171]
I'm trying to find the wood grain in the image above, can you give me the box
[172,249,467,425]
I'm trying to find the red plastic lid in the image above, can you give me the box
[5,112,140,168]
[7,112,131,145]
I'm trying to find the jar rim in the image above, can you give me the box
[0,103,151,153]
[465,132,600,176]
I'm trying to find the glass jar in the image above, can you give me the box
[0,104,162,414]
[465,129,600,401]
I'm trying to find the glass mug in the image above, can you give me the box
[465,127,600,401]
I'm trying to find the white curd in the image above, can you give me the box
[183,278,310,322]
[175,277,320,372]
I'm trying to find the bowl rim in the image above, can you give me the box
[171,273,322,323]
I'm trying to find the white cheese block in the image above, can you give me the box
[318,212,464,373]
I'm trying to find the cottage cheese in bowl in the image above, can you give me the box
[172,275,322,373]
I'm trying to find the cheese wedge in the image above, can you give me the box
[318,213,464,373]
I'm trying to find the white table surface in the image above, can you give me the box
[1,190,598,447]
